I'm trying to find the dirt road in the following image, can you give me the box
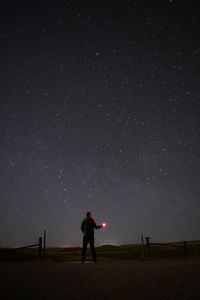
[1,260,200,299]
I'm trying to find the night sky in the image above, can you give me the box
[0,1,200,247]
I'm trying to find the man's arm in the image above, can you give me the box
[94,224,102,229]
[93,219,102,230]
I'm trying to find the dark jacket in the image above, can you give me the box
[81,216,101,236]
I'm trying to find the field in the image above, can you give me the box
[0,241,200,299]
[1,240,200,262]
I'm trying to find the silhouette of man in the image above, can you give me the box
[81,212,102,263]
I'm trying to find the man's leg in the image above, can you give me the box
[89,236,96,262]
[81,236,88,263]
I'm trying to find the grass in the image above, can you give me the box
[1,240,200,262]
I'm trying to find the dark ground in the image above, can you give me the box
[1,260,200,300]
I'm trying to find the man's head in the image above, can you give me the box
[86,212,92,218]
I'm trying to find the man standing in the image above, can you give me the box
[81,212,102,263]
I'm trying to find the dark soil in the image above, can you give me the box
[0,260,200,299]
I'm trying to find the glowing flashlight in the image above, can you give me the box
[102,222,107,228]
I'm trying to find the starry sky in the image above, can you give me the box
[0,1,200,247]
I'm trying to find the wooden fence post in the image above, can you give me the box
[38,237,42,258]
[141,234,145,260]
[146,237,151,260]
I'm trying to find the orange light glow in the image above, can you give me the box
[102,222,107,227]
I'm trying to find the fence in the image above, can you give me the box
[18,237,43,258]
[143,236,189,259]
